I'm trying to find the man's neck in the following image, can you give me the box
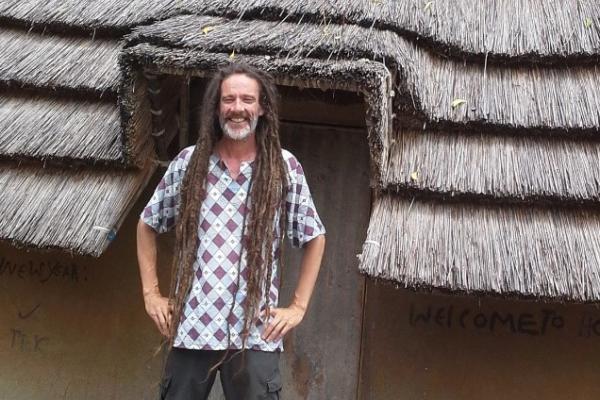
[215,133,257,162]
[215,133,257,178]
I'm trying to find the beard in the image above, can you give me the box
[219,114,259,141]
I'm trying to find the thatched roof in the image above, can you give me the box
[0,10,155,256]
[0,94,122,162]
[2,0,598,61]
[126,14,600,132]
[0,0,181,34]
[117,11,600,302]
[0,27,120,94]
[384,128,600,204]
[2,2,600,301]
[0,160,154,256]
[361,195,600,302]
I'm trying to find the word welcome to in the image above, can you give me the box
[409,303,565,336]
[0,256,87,283]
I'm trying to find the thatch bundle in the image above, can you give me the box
[0,0,182,33]
[359,195,600,302]
[385,128,600,203]
[0,93,121,162]
[189,0,600,61]
[0,27,120,94]
[0,160,154,256]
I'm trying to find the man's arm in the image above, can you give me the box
[262,234,326,342]
[137,219,171,337]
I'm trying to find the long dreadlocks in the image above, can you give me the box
[167,63,288,349]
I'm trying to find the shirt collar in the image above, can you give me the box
[209,153,255,176]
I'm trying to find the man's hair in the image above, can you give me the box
[167,63,287,349]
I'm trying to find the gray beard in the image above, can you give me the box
[219,115,259,141]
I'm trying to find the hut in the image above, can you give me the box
[1,1,600,399]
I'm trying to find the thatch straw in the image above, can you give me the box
[190,0,600,63]
[125,14,399,62]
[0,92,122,163]
[128,14,600,132]
[359,194,600,302]
[0,0,182,35]
[0,160,155,256]
[2,0,598,63]
[0,27,120,94]
[410,51,600,130]
[385,128,600,203]
[121,42,392,183]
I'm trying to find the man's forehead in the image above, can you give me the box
[221,73,261,95]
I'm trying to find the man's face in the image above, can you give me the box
[218,73,264,141]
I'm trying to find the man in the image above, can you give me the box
[137,63,326,400]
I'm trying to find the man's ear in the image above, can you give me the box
[258,104,265,117]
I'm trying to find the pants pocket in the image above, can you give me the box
[264,372,282,399]
[159,376,171,400]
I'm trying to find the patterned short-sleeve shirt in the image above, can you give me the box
[141,146,325,352]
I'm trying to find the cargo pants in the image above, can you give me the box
[160,348,282,400]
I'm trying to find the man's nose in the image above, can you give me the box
[231,98,245,112]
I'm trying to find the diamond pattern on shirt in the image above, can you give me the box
[141,147,325,352]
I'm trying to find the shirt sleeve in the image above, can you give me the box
[140,148,192,233]
[285,152,326,248]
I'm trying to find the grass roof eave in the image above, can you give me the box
[128,14,600,134]
[359,194,600,303]
[2,0,599,65]
[0,158,156,256]
[0,27,121,94]
[0,93,124,163]
[0,0,183,37]
[382,127,600,204]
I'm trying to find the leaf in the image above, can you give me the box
[451,98,467,109]
[229,50,236,59]
[201,26,214,34]
[424,1,434,12]
[410,171,419,182]
[584,17,593,28]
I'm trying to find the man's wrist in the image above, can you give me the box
[142,284,161,298]
[290,300,307,313]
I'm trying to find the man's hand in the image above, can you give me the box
[144,290,172,337]
[261,303,306,342]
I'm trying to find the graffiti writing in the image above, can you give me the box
[0,257,87,283]
[409,303,566,336]
[578,314,600,338]
[18,303,41,319]
[10,328,50,353]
